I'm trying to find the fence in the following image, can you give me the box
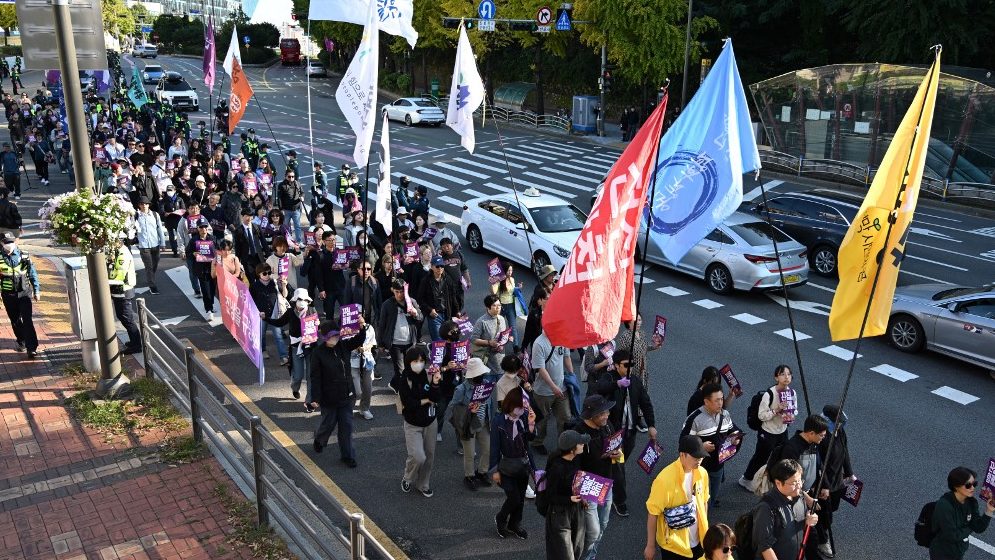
[758,149,995,204]
[423,94,571,132]
[136,299,397,560]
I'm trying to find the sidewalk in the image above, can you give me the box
[0,257,287,560]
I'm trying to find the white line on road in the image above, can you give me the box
[692,299,723,309]
[524,144,577,158]
[463,189,488,198]
[773,328,812,341]
[435,162,489,180]
[905,254,968,271]
[523,171,584,189]
[504,147,558,161]
[486,179,577,200]
[819,345,862,360]
[916,211,961,223]
[390,172,446,193]
[413,166,470,186]
[908,241,995,263]
[471,153,526,169]
[807,282,836,294]
[900,269,954,284]
[164,266,223,327]
[969,536,995,556]
[870,364,919,382]
[501,152,544,165]
[731,313,767,325]
[657,286,689,296]
[553,161,606,176]
[542,166,603,183]
[439,195,465,208]
[932,386,980,405]
[454,157,508,174]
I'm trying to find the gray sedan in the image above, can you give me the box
[637,211,809,294]
[888,284,995,371]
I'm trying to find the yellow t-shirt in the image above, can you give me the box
[645,459,710,557]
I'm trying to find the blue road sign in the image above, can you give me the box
[243,35,251,45]
[556,9,572,31]
[478,0,495,20]
[141,25,153,34]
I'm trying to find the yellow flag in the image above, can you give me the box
[829,50,941,342]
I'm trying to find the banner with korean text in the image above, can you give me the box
[218,267,265,384]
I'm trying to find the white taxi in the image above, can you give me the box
[460,188,587,275]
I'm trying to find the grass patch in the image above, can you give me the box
[61,362,99,391]
[64,377,187,436]
[65,393,132,432]
[213,482,294,560]
[159,435,207,464]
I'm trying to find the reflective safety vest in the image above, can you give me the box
[106,249,134,295]
[0,250,33,297]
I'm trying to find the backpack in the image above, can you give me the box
[753,442,788,496]
[914,501,938,547]
[534,470,550,516]
[746,389,775,431]
[734,494,779,560]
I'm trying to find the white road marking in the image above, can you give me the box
[504,147,558,161]
[472,153,526,169]
[971,227,995,238]
[870,364,918,382]
[413,168,470,187]
[454,157,508,174]
[439,195,465,208]
[542,166,603,183]
[905,254,968,271]
[908,241,995,263]
[969,536,995,556]
[501,152,544,165]
[909,226,962,243]
[982,250,995,261]
[932,386,980,405]
[767,294,831,316]
[807,282,836,294]
[743,180,784,201]
[731,313,766,325]
[819,345,862,360]
[389,171,445,193]
[773,328,812,341]
[553,161,606,177]
[657,286,689,296]
[523,171,584,189]
[524,144,576,158]
[435,162,489,179]
[485,179,577,200]
[633,276,655,284]
[692,299,723,309]
[916,211,960,223]
[900,269,954,284]
[464,189,488,198]
[163,266,223,327]
[579,154,619,166]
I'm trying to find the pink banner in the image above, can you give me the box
[218,267,265,382]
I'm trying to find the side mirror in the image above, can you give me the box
[515,222,527,230]
[947,302,960,313]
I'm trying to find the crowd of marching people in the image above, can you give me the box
[4,61,995,560]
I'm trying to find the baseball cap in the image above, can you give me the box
[1,232,16,243]
[678,435,709,459]
[558,430,591,452]
[430,256,445,267]
[196,217,210,227]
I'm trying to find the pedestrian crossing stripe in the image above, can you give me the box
[485,180,576,201]
[552,161,607,176]
[501,152,543,165]
[542,166,602,183]
[414,166,470,186]
[523,171,583,189]
[504,147,558,161]
[971,227,995,238]
[390,171,446,193]
[471,153,526,169]
[436,162,488,180]
[454,157,507,174]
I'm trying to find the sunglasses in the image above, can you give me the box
[619,362,631,368]
[722,546,737,554]
[965,482,977,489]
[259,272,271,277]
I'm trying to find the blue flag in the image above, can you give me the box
[128,65,149,109]
[645,39,760,263]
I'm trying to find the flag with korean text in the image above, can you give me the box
[228,58,253,135]
[203,18,216,90]
[128,66,149,109]
[336,0,380,166]
[375,112,393,235]
[309,0,418,48]
[446,22,485,154]
[540,100,668,348]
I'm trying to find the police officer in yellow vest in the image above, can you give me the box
[107,243,142,354]
[1,232,40,359]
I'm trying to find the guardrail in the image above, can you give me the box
[136,299,396,560]
[423,94,571,132]
[758,149,995,203]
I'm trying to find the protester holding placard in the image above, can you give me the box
[581,341,614,387]
[448,358,494,491]
[763,415,829,522]
[261,209,295,252]
[416,256,459,341]
[471,294,509,374]
[531,331,573,456]
[494,354,532,406]
[573,395,619,557]
[316,231,348,319]
[265,288,320,411]
[488,386,536,538]
[643,435,711,560]
[185,218,217,319]
[439,237,470,312]
[930,466,995,560]
[436,320,467,445]
[250,263,290,366]
[491,261,524,351]
[377,279,424,389]
[264,236,305,294]
[680,383,738,509]
[397,346,443,498]
[815,404,854,559]
[614,313,662,395]
[310,318,367,468]
[350,321,378,420]
[343,259,382,320]
[740,365,798,492]
[544,430,590,558]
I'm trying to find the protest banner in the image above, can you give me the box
[332,248,352,270]
[652,315,667,346]
[717,431,744,464]
[277,255,291,281]
[422,227,438,242]
[393,254,403,273]
[243,173,258,197]
[428,340,446,374]
[719,364,743,397]
[304,231,317,247]
[194,239,215,263]
[218,267,265,383]
[981,458,995,504]
[603,429,624,457]
[487,257,506,284]
[300,313,319,345]
[346,246,362,262]
[450,339,470,369]
[402,242,418,264]
[533,469,546,492]
[455,314,473,337]
[470,380,496,403]
[340,304,362,338]
[572,471,613,505]
[779,390,798,424]
[638,441,663,474]
[496,327,512,347]
[842,478,864,507]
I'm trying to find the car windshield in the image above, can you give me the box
[414,101,437,108]
[529,204,587,233]
[931,287,992,301]
[728,222,792,246]
[145,66,161,72]
[162,80,191,92]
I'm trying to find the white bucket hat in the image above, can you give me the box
[290,288,312,303]
[464,357,490,380]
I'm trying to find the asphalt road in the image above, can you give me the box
[18,56,995,559]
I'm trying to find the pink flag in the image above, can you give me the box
[203,18,216,90]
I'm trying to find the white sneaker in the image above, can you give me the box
[818,543,834,558]
[361,410,374,420]
[436,432,442,442]
[263,350,271,359]
[207,311,214,321]
[525,486,536,499]
[738,476,755,492]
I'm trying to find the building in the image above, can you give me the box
[148,0,242,21]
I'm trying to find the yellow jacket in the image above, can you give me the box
[645,458,710,557]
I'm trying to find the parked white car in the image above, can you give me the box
[460,188,587,275]
[155,72,199,111]
[382,97,445,126]
[305,58,326,77]
[132,44,158,58]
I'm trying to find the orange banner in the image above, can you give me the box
[228,58,254,135]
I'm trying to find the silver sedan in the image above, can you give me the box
[888,284,995,371]
[638,211,809,294]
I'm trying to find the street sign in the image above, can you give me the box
[477,0,495,20]
[15,0,107,70]
[141,25,153,34]
[536,6,552,25]
[537,25,551,33]
[243,35,250,45]
[555,8,571,31]
[478,20,496,32]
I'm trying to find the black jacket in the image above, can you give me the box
[310,336,364,407]
[233,222,266,264]
[574,420,616,478]
[343,274,382,318]
[377,297,422,347]
[131,173,160,212]
[249,279,280,318]
[0,198,21,229]
[276,180,304,211]
[818,429,852,492]
[752,489,807,560]
[316,247,346,295]
[416,273,458,319]
[590,370,656,431]
[545,454,583,508]
[396,369,442,427]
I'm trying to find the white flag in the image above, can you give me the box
[222,26,242,76]
[309,0,418,49]
[335,2,380,167]
[375,112,393,236]
[446,23,485,154]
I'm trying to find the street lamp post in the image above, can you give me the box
[52,0,130,397]
[680,0,693,109]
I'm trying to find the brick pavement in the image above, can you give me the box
[0,256,271,560]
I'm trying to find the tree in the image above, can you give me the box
[129,3,153,25]
[102,0,135,39]
[0,5,17,47]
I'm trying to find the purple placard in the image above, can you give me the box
[487,257,505,284]
[470,381,496,403]
[637,441,663,474]
[194,239,215,262]
[218,267,265,381]
[495,327,512,347]
[652,315,667,346]
[402,242,418,265]
[532,469,546,492]
[981,458,995,504]
[422,227,438,242]
[572,471,613,505]
[304,231,317,247]
[332,249,350,270]
[455,315,473,338]
[719,364,743,397]
[277,255,291,280]
[243,173,258,197]
[300,313,319,345]
[779,390,798,424]
[339,304,361,338]
[842,478,864,507]
[393,254,402,273]
[428,341,446,374]
[717,431,744,464]
[450,340,469,369]
[603,429,623,457]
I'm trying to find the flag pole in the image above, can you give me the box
[305,20,315,167]
[248,93,289,171]
[795,45,942,560]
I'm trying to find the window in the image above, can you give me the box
[529,204,587,233]
[729,222,793,246]
[764,197,804,218]
[481,200,509,219]
[506,207,532,231]
[414,100,438,108]
[959,298,995,319]
[396,99,411,107]
[704,229,727,243]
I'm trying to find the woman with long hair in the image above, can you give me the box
[491,261,523,352]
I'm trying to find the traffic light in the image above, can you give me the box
[601,70,613,92]
[442,18,460,29]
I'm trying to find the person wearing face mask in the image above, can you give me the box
[545,429,591,558]
[448,357,493,491]
[494,354,531,406]
[310,317,367,468]
[377,279,423,391]
[489,387,536,540]
[0,232,40,358]
[266,288,320,411]
[436,319,466,445]
[396,346,443,498]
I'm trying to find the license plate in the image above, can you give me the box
[784,274,801,284]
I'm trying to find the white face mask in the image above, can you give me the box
[2,243,14,252]
[410,362,425,374]
[295,300,307,310]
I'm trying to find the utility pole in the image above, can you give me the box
[52,0,129,397]
[597,44,606,137]
[680,0,693,109]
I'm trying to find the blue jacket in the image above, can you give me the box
[1,150,19,175]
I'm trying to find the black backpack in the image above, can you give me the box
[734,494,778,559]
[915,501,938,547]
[535,471,550,516]
[746,389,774,431]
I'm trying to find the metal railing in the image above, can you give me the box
[425,94,571,132]
[136,299,397,560]
[758,149,995,203]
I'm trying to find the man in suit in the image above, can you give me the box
[233,208,265,281]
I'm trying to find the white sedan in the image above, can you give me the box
[382,97,445,126]
[460,189,587,275]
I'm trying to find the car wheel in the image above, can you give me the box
[532,251,551,277]
[811,245,838,276]
[466,225,484,253]
[404,114,412,126]
[888,314,925,352]
[705,264,733,295]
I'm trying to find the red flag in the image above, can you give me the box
[541,96,668,348]
[228,58,254,135]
